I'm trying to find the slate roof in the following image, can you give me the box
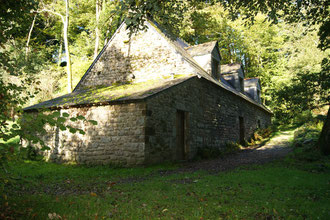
[144,26,270,113]
[221,63,243,75]
[244,77,260,87]
[185,41,218,56]
[24,19,271,114]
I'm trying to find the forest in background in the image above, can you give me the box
[1,1,329,218]
[0,0,329,154]
[1,0,328,122]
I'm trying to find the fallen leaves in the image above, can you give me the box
[48,212,62,219]
[90,192,97,197]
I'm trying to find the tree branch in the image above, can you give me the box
[37,9,65,23]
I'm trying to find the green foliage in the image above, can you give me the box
[293,110,314,126]
[176,2,328,124]
[257,127,273,139]
[120,0,189,37]
[291,121,324,161]
[224,0,329,50]
[0,0,328,176]
[124,0,329,124]
[224,141,241,153]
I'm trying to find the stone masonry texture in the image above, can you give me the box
[76,23,198,90]
[27,20,272,166]
[145,77,271,164]
[40,103,146,166]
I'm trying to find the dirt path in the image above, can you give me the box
[161,130,295,175]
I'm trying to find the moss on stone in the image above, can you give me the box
[56,75,193,107]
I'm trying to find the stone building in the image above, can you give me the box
[24,20,272,166]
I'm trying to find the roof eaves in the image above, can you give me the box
[24,76,195,112]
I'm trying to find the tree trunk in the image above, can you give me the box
[58,37,63,66]
[317,107,330,155]
[94,0,101,59]
[64,0,72,93]
[26,14,37,58]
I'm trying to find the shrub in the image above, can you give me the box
[252,132,263,142]
[291,121,324,161]
[257,127,273,139]
[196,142,241,160]
[293,110,314,126]
[247,127,273,146]
[224,142,241,154]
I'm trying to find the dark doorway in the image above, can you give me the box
[176,110,187,160]
[239,116,245,144]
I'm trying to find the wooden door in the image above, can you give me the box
[176,110,186,160]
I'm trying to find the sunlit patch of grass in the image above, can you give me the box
[3,154,330,219]
[2,126,329,219]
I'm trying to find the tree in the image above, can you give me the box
[39,0,73,93]
[318,107,330,155]
[224,0,329,50]
[224,0,329,149]
[94,0,101,59]
[0,0,97,186]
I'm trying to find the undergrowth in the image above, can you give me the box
[290,121,324,162]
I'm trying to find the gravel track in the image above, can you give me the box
[157,131,294,175]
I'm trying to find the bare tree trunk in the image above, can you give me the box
[26,14,37,58]
[64,0,72,93]
[94,0,101,59]
[58,37,63,66]
[38,5,72,92]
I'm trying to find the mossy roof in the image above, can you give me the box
[25,20,271,114]
[24,75,194,111]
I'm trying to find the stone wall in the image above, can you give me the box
[38,103,146,166]
[144,77,271,164]
[31,77,271,166]
[76,22,197,90]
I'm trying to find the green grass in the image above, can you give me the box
[1,125,330,219]
[2,156,330,219]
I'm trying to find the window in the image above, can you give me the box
[176,110,188,160]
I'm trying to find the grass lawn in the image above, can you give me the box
[1,125,330,220]
[1,155,329,219]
